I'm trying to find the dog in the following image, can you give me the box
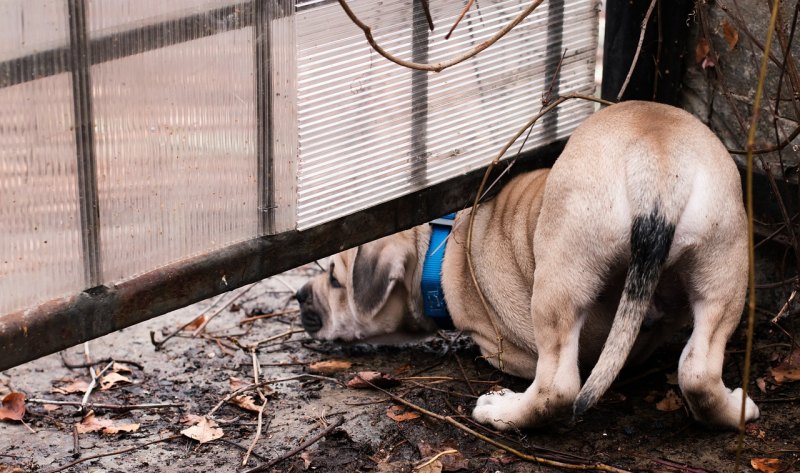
[295,101,760,430]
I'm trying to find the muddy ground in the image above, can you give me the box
[1,261,799,473]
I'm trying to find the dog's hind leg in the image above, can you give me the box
[678,242,759,428]
[472,252,605,430]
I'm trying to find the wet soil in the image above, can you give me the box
[1,263,799,473]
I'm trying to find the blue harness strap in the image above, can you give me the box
[421,213,456,330]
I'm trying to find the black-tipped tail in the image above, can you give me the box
[573,208,676,418]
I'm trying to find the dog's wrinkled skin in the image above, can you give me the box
[296,101,760,430]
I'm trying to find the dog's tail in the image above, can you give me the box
[573,206,676,417]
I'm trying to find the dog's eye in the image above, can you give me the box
[329,262,343,289]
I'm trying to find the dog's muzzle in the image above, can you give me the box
[295,284,323,334]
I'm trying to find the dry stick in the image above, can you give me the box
[79,361,114,412]
[772,289,798,324]
[242,416,345,473]
[207,375,343,418]
[445,0,475,39]
[728,124,800,155]
[72,424,81,458]
[219,438,269,462]
[61,355,144,371]
[416,449,458,470]
[466,93,614,371]
[239,309,299,325]
[735,1,782,472]
[454,354,477,396]
[616,0,658,101]
[354,375,629,473]
[418,0,434,31]
[193,283,260,336]
[28,399,184,411]
[337,0,543,72]
[242,349,268,467]
[43,434,181,473]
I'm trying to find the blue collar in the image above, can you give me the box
[421,213,456,330]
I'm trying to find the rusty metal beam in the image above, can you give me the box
[0,143,564,371]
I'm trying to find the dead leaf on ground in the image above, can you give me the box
[229,376,246,391]
[76,411,140,435]
[757,377,767,393]
[307,360,352,374]
[51,379,90,395]
[746,423,766,439]
[181,416,223,444]
[770,347,800,384]
[231,394,263,413]
[111,362,133,374]
[43,404,60,413]
[0,464,25,473]
[180,413,205,425]
[0,392,26,422]
[695,38,710,64]
[347,371,401,389]
[181,314,206,331]
[751,458,781,473]
[417,442,468,472]
[99,372,132,391]
[722,20,739,50]
[655,389,683,412]
[387,404,420,422]
[300,451,314,469]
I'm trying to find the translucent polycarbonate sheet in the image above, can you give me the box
[0,0,69,62]
[87,0,237,32]
[88,3,258,282]
[293,0,598,229]
[0,74,85,315]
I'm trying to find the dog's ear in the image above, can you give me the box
[349,242,409,319]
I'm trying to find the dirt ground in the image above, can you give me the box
[1,261,799,473]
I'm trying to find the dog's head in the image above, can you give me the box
[295,230,436,344]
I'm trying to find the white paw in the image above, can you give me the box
[472,389,525,431]
[729,387,760,422]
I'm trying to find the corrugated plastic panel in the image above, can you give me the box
[293,0,597,229]
[0,2,83,315]
[88,2,258,282]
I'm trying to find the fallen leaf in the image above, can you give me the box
[756,377,767,393]
[695,38,711,64]
[51,379,90,395]
[181,416,223,444]
[655,389,683,412]
[417,442,467,472]
[746,423,766,439]
[231,394,263,413]
[111,362,133,374]
[300,451,314,469]
[0,393,25,422]
[751,458,781,473]
[182,314,206,331]
[347,371,401,389]
[387,404,420,422]
[722,20,739,50]
[0,464,25,473]
[99,372,132,391]
[308,360,352,374]
[180,413,205,425]
[43,404,60,413]
[76,411,138,435]
[229,376,246,391]
[770,347,800,384]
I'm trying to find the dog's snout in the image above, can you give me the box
[295,284,311,304]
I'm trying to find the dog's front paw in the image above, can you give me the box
[729,387,760,422]
[472,389,527,431]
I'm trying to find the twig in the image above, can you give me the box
[219,438,268,462]
[415,449,458,470]
[445,0,475,39]
[252,329,306,349]
[353,375,630,472]
[193,283,260,336]
[772,289,798,324]
[242,416,345,473]
[80,361,114,412]
[28,399,184,411]
[72,424,81,458]
[242,349,268,467]
[337,0,544,72]
[239,309,299,325]
[207,375,343,418]
[616,0,658,101]
[727,124,800,155]
[454,355,477,396]
[60,355,144,371]
[418,0,434,31]
[42,434,181,473]
[736,1,782,472]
